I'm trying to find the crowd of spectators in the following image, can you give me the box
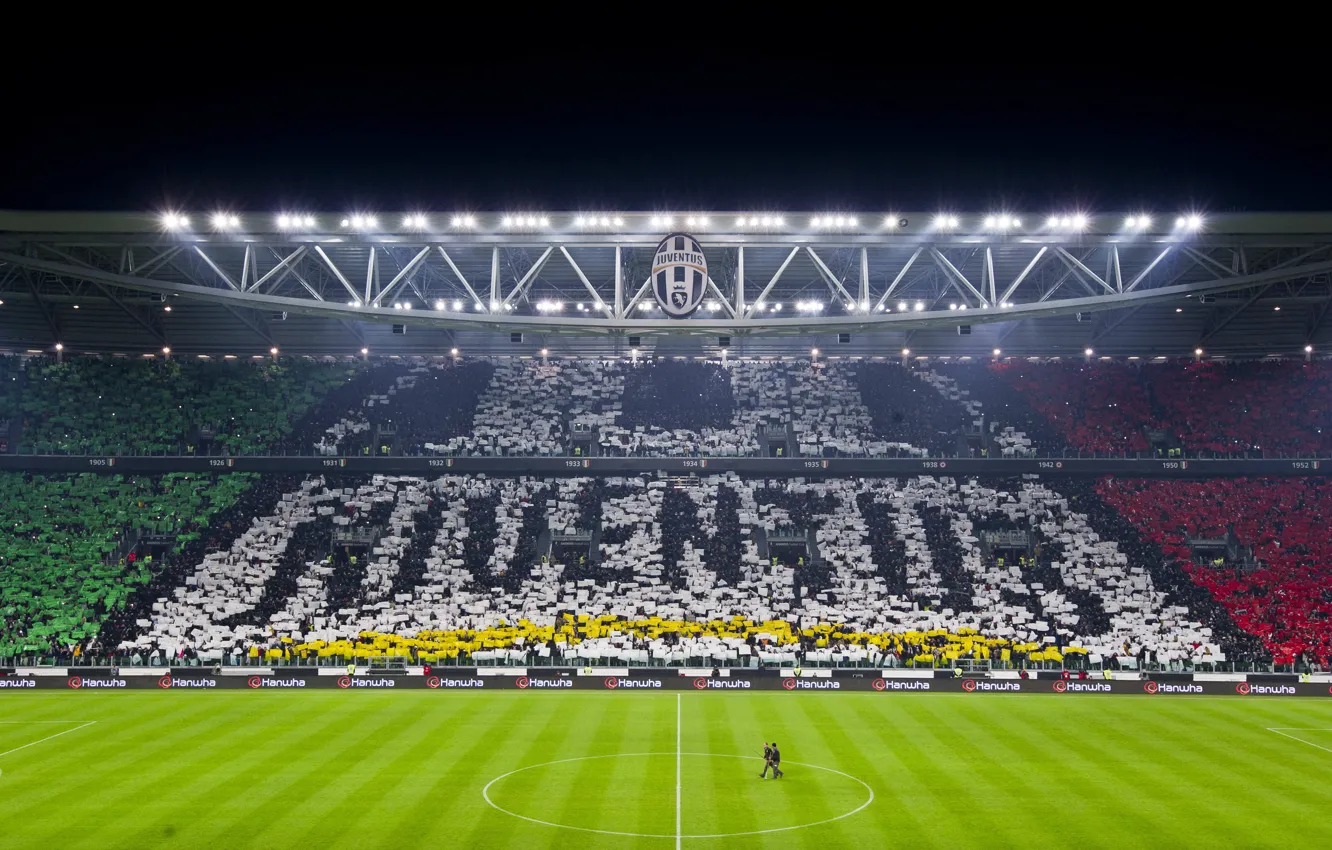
[857,363,966,456]
[1096,476,1330,664]
[1140,361,1332,456]
[991,362,1158,454]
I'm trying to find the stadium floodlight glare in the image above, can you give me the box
[1195,347,1203,356]
[914,302,925,312]
[161,212,189,229]
[361,347,369,355]
[933,214,956,230]
[949,303,958,311]
[882,216,898,229]
[270,346,279,355]
[55,343,63,351]
[1046,215,1061,228]
[773,303,783,311]
[898,302,908,312]
[1084,347,1094,356]
[475,302,485,311]
[860,300,869,312]
[705,300,719,311]
[161,347,170,355]
[1306,345,1314,353]
[210,212,241,230]
[451,347,459,356]
[735,216,748,227]
[993,348,1002,357]
[434,300,446,311]
[1072,214,1088,229]
[984,216,996,228]
[811,348,819,356]
[901,348,910,356]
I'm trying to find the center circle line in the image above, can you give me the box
[481,751,874,839]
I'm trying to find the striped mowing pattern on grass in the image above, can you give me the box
[0,692,1330,849]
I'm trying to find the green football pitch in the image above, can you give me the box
[2,693,1331,849]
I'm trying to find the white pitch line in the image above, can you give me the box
[0,720,96,758]
[675,693,682,850]
[1266,727,1332,755]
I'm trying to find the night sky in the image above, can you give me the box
[2,48,1325,215]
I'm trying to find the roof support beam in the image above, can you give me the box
[503,247,553,308]
[251,247,307,293]
[929,248,989,307]
[36,246,167,345]
[805,248,856,307]
[746,247,801,317]
[1124,247,1174,293]
[372,246,432,307]
[875,248,923,310]
[999,246,1048,305]
[558,246,614,317]
[1201,284,1276,343]
[20,267,61,342]
[1054,247,1116,294]
[190,247,240,290]
[437,247,486,310]
[311,246,362,304]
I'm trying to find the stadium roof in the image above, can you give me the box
[1,210,1330,360]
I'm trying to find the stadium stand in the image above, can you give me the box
[1097,477,1331,664]
[1140,361,1332,456]
[3,353,1329,672]
[17,358,354,454]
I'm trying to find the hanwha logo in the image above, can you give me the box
[961,678,977,692]
[515,677,530,689]
[604,677,619,690]
[651,233,707,317]
[67,676,83,689]
[693,678,708,690]
[1236,682,1251,695]
[157,676,172,689]
[781,678,797,690]
[1143,681,1160,694]
[337,676,352,689]
[871,678,886,691]
[247,676,262,689]
[426,676,441,689]
[1053,680,1068,693]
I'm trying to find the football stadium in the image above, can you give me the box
[2,209,1332,848]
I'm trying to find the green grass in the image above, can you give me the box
[1,693,1331,849]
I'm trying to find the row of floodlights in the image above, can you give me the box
[162,211,1208,234]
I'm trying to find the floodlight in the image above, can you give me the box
[613,217,624,227]
[210,212,238,229]
[901,348,910,356]
[435,300,446,310]
[541,348,548,356]
[341,219,351,227]
[848,217,858,227]
[810,216,823,227]
[1072,214,1088,229]
[351,215,365,228]
[452,301,462,311]
[860,300,869,311]
[914,302,924,311]
[1124,216,1138,229]
[539,216,549,227]
[402,302,411,310]
[1186,214,1203,229]
[574,216,586,227]
[277,214,291,228]
[1084,347,1094,356]
[501,216,513,227]
[270,347,279,355]
[55,343,63,351]
[772,216,784,226]
[898,302,908,312]
[705,300,719,311]
[361,347,369,355]
[162,347,170,355]
[451,348,459,356]
[933,214,952,229]
[949,303,958,311]
[811,348,819,356]
[882,216,898,229]
[1195,347,1203,356]
[1047,215,1061,228]
[834,216,845,227]
[463,215,475,227]
[1275,306,1282,311]
[735,217,748,227]
[1306,345,1314,353]
[773,303,783,311]
[452,215,463,227]
[993,348,1001,356]
[984,216,996,228]
[161,212,189,229]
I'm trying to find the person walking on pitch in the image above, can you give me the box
[769,743,784,778]
[760,742,774,778]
